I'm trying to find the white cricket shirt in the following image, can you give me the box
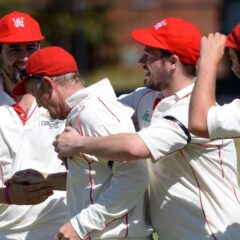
[65,78,153,239]
[0,79,68,238]
[208,99,240,138]
[120,83,240,240]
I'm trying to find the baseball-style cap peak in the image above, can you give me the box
[131,17,201,65]
[226,23,240,51]
[13,46,79,95]
[0,11,44,43]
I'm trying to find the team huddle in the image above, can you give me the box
[0,10,239,240]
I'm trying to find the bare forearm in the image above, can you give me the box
[189,59,217,138]
[189,33,226,138]
[71,133,150,161]
[54,127,151,161]
[46,172,67,190]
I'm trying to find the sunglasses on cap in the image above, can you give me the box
[16,69,44,82]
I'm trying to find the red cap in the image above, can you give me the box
[0,11,44,43]
[13,46,79,95]
[131,17,201,65]
[226,23,240,51]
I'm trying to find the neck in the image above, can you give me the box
[57,83,85,118]
[161,76,194,98]
[15,94,35,112]
[1,73,35,111]
[1,71,18,94]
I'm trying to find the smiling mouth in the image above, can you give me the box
[14,62,26,70]
[15,69,26,83]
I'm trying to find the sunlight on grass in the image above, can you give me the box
[152,232,158,240]
[235,138,240,184]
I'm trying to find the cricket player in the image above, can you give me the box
[53,17,240,239]
[12,46,153,240]
[0,11,67,239]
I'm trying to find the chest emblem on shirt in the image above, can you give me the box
[40,112,64,129]
[142,110,151,123]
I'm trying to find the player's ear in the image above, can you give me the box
[169,55,179,65]
[41,76,54,94]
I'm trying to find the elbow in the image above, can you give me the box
[125,146,143,160]
[126,142,150,160]
[188,120,199,135]
[189,119,209,138]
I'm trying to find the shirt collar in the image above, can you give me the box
[162,82,194,102]
[174,82,194,100]
[156,82,194,111]
[65,78,116,109]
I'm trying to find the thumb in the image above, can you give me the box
[64,126,73,132]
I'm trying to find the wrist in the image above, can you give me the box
[198,58,218,71]
[75,135,88,153]
[46,172,66,191]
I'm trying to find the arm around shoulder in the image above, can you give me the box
[54,127,151,161]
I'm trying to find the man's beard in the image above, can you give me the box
[143,71,158,90]
[144,77,157,91]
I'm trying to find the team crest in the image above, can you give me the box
[142,110,151,123]
[154,19,167,30]
[40,111,64,129]
[12,17,24,28]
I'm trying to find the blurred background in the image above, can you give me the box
[1,0,240,99]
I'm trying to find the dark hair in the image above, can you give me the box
[233,49,240,62]
[160,49,196,77]
[159,49,173,59]
[181,63,196,77]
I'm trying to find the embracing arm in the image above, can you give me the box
[189,33,226,138]
[53,126,151,161]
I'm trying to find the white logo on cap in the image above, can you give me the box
[154,20,167,30]
[12,17,25,28]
